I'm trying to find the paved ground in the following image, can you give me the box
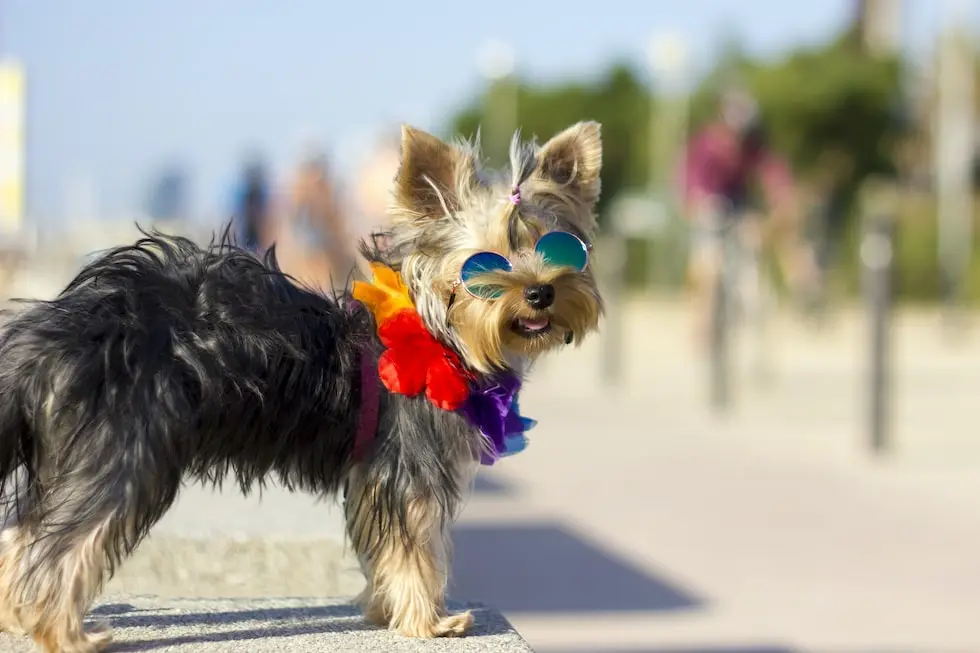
[6,257,980,653]
[0,597,531,652]
[461,298,980,653]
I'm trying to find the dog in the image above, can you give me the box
[0,121,604,652]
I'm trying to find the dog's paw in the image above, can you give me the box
[433,610,473,637]
[31,621,113,653]
[354,587,390,627]
[85,620,114,650]
[0,609,26,636]
[361,601,389,627]
[0,621,25,636]
[396,610,473,638]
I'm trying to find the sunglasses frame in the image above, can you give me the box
[449,231,592,304]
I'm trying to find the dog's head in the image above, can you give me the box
[364,122,604,374]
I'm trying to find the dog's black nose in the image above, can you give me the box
[524,284,555,310]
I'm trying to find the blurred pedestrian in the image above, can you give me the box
[270,144,357,292]
[351,131,400,259]
[230,156,272,254]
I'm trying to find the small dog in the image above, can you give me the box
[0,121,604,652]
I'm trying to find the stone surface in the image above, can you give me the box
[0,596,534,652]
[107,536,365,599]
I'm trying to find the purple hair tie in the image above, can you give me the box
[509,187,521,205]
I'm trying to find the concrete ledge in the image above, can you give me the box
[0,596,534,652]
[106,536,365,599]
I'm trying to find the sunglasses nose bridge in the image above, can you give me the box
[511,248,543,270]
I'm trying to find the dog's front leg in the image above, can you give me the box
[345,472,472,638]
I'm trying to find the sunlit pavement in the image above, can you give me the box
[452,297,980,653]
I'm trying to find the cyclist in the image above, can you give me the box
[680,87,804,347]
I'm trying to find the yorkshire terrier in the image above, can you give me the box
[0,121,604,652]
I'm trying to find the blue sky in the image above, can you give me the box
[3,0,974,222]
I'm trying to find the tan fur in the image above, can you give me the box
[530,121,603,221]
[450,255,602,372]
[392,127,476,224]
[345,468,472,638]
[387,121,605,373]
[0,526,28,636]
[0,521,114,652]
[337,123,604,635]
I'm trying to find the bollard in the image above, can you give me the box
[708,254,730,413]
[860,180,898,456]
[601,194,662,386]
[599,235,626,385]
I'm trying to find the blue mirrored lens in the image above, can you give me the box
[535,232,588,271]
[460,251,512,299]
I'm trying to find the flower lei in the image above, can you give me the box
[352,263,534,465]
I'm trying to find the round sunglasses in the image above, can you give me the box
[455,231,590,300]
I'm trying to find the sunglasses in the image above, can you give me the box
[453,231,591,301]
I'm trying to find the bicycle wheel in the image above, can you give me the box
[708,224,734,412]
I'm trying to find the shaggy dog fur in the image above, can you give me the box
[0,121,604,652]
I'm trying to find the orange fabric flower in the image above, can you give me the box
[351,263,415,325]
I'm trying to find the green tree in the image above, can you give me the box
[444,27,910,294]
[448,33,902,224]
[689,35,903,201]
[447,62,653,226]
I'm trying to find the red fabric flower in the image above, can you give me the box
[377,309,471,410]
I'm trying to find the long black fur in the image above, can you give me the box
[0,225,474,579]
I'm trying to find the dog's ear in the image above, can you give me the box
[534,121,602,208]
[393,125,473,221]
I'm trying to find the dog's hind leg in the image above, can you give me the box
[1,460,180,652]
[0,484,117,653]
[0,478,37,636]
[7,518,116,653]
[345,469,473,638]
[0,524,30,636]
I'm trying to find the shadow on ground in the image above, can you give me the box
[86,601,508,651]
[108,621,370,652]
[93,603,364,630]
[536,648,801,653]
[451,520,703,614]
[92,603,372,651]
[473,471,515,496]
[537,648,800,653]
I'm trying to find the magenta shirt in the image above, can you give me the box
[680,123,793,210]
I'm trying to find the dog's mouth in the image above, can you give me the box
[511,316,552,338]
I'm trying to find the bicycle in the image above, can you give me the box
[699,200,774,411]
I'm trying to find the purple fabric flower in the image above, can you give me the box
[458,374,532,465]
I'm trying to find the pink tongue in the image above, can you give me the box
[522,317,550,331]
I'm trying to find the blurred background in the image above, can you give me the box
[3,1,980,652]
